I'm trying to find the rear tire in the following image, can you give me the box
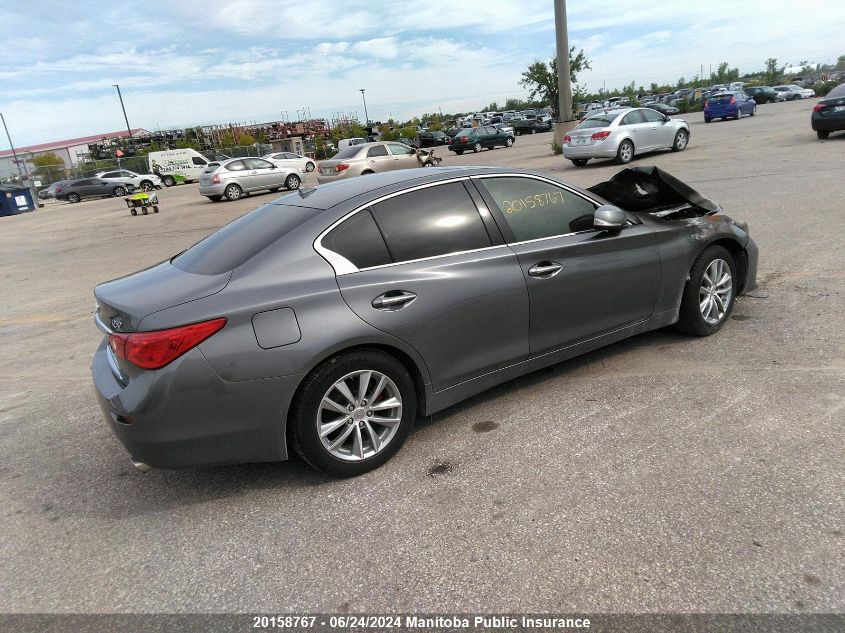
[749,105,756,116]
[473,142,482,153]
[571,159,588,167]
[162,175,176,187]
[66,193,80,203]
[207,195,222,202]
[139,180,154,191]
[305,162,315,172]
[130,208,137,216]
[615,139,634,164]
[734,109,742,120]
[290,349,417,477]
[817,130,830,139]
[675,245,737,336]
[704,117,712,123]
[454,150,464,155]
[224,184,242,201]
[113,186,126,197]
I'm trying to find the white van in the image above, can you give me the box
[337,138,367,151]
[147,148,210,186]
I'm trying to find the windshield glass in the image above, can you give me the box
[576,115,615,129]
[709,93,733,101]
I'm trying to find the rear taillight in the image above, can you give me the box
[729,96,736,104]
[564,134,572,143]
[335,163,350,172]
[460,137,468,144]
[55,186,62,193]
[212,174,220,183]
[813,103,825,112]
[591,130,611,141]
[108,318,227,370]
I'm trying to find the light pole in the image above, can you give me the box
[553,0,576,146]
[359,88,369,129]
[113,84,133,144]
[1,112,24,180]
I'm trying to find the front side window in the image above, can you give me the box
[191,156,208,166]
[101,172,119,178]
[478,177,597,241]
[245,158,274,169]
[323,210,391,270]
[371,182,491,263]
[386,143,413,156]
[640,108,665,123]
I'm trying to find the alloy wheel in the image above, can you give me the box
[699,258,733,324]
[317,370,402,462]
[676,130,688,150]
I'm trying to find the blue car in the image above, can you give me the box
[704,90,757,123]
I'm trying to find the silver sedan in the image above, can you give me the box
[198,157,301,202]
[563,107,690,167]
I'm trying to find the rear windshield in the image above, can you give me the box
[576,115,615,129]
[455,129,474,137]
[332,146,363,160]
[709,93,733,101]
[172,203,321,275]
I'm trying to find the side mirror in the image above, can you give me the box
[594,205,627,232]
[664,115,671,122]
[269,164,277,169]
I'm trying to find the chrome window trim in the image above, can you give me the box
[314,176,484,275]
[470,172,603,246]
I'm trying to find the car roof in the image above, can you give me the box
[273,166,540,211]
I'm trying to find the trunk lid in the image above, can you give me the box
[95,261,231,333]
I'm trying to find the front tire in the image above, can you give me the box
[615,139,634,164]
[505,137,514,147]
[817,130,830,139]
[675,245,737,336]
[290,350,417,477]
[224,184,242,201]
[672,129,689,152]
[571,159,588,167]
[139,180,154,191]
[285,174,301,190]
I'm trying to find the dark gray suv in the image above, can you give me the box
[93,166,758,477]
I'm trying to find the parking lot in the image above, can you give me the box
[1,98,843,613]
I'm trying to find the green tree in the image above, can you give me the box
[238,133,256,146]
[519,47,592,115]
[30,152,65,182]
[836,55,845,70]
[764,57,783,84]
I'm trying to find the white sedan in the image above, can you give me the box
[95,169,162,190]
[773,85,816,100]
[262,152,317,173]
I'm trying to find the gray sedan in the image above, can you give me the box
[198,157,301,202]
[563,107,690,167]
[92,166,757,477]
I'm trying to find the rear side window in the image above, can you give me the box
[621,111,645,125]
[173,204,320,275]
[333,147,363,160]
[371,182,491,263]
[323,210,391,269]
[226,161,246,171]
[478,177,597,241]
[367,145,388,157]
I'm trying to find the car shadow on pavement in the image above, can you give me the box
[64,326,692,520]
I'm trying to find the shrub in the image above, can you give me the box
[551,139,563,155]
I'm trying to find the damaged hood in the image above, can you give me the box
[588,166,722,215]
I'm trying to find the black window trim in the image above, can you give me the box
[469,173,602,245]
[314,176,508,275]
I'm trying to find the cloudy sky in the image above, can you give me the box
[1,0,843,146]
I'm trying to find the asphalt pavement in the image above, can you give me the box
[0,98,842,614]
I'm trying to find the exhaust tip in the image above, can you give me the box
[131,460,152,473]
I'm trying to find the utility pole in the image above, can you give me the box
[359,89,369,130]
[553,0,575,146]
[113,84,133,151]
[1,112,24,180]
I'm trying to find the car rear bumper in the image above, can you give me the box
[92,339,301,468]
[811,112,845,132]
[316,170,357,184]
[198,182,228,196]
[563,143,619,159]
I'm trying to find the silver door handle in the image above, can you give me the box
[528,262,563,278]
[372,291,417,310]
